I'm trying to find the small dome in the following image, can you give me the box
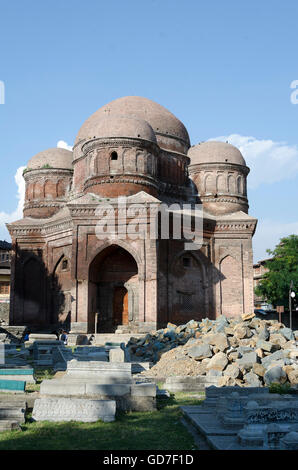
[27,148,73,171]
[75,96,190,152]
[188,141,246,166]
[80,115,157,143]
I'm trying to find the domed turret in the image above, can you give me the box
[24,148,73,218]
[73,114,160,198]
[188,141,249,215]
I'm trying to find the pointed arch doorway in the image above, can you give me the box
[113,286,129,326]
[88,245,139,333]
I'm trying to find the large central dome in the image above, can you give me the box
[75,96,190,154]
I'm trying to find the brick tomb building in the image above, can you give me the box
[7,96,257,333]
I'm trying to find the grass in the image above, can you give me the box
[0,392,204,450]
[25,368,56,393]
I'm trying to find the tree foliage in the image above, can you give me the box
[255,234,298,307]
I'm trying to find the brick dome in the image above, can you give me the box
[75,96,190,154]
[188,141,246,166]
[80,115,157,144]
[27,148,73,171]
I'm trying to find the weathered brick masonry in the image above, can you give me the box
[7,96,257,333]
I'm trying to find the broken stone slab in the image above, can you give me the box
[206,352,228,372]
[261,350,288,369]
[263,366,287,385]
[32,397,116,422]
[279,328,295,341]
[188,343,212,360]
[223,364,241,379]
[202,333,229,352]
[236,352,258,370]
[255,340,276,353]
[243,371,262,387]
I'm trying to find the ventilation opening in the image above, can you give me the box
[111,151,118,160]
[62,259,68,270]
[180,293,193,311]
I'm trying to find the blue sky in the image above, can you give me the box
[0,0,297,261]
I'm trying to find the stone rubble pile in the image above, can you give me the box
[127,313,298,387]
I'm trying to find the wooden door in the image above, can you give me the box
[113,287,129,325]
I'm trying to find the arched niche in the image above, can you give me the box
[88,245,139,333]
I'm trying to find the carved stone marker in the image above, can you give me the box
[32,397,116,422]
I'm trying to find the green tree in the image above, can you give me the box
[255,234,298,307]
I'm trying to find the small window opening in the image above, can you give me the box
[62,259,68,270]
[111,151,118,160]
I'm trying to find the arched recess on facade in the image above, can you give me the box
[219,254,243,317]
[51,254,70,327]
[204,173,213,193]
[88,242,141,333]
[22,255,45,324]
[168,249,210,324]
[216,173,226,193]
[237,175,243,195]
[228,174,236,194]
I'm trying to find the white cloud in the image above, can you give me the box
[210,134,298,188]
[57,140,73,151]
[253,219,298,262]
[0,166,26,241]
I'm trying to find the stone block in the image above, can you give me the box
[237,352,258,370]
[188,343,212,360]
[0,401,26,422]
[32,397,116,422]
[279,328,295,341]
[109,348,125,363]
[40,380,86,396]
[255,340,275,353]
[264,366,287,385]
[85,383,131,396]
[206,352,228,372]
[243,371,262,387]
[223,364,241,379]
[202,333,229,352]
[29,334,58,342]
[131,383,156,397]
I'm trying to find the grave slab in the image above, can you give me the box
[32,397,116,422]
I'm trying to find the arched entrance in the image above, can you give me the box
[88,245,139,332]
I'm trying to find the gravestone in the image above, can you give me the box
[32,397,116,422]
